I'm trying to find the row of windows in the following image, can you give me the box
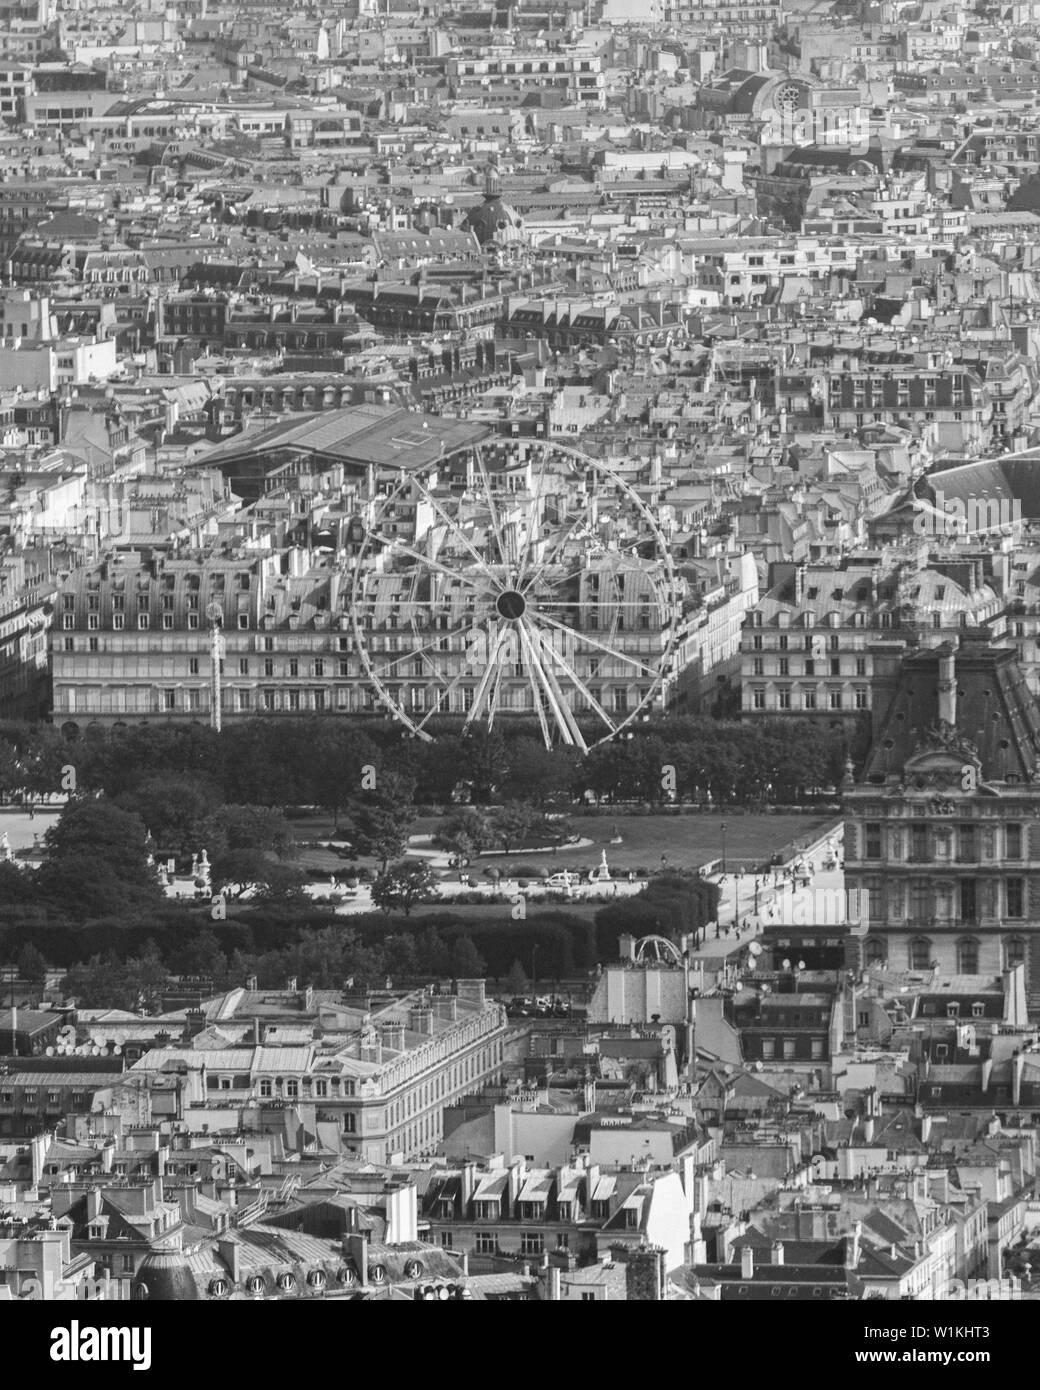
[65,613,253,632]
[857,877,1021,921]
[752,656,867,676]
[863,823,1023,861]
[750,686,864,710]
[759,1038,826,1060]
[863,937,1025,973]
[255,1075,355,1098]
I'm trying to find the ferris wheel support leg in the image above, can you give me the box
[516,619,556,749]
[462,625,507,731]
[521,617,585,751]
[528,622,616,737]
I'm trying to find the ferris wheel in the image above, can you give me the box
[349,439,683,752]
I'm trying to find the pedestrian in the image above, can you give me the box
[28,801,34,821]
[613,882,619,897]
[715,924,720,939]
[628,870,635,884]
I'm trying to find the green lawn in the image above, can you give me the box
[297,810,837,877]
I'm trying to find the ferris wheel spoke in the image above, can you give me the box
[526,622,616,736]
[414,661,476,732]
[516,620,554,747]
[528,625,617,739]
[487,653,507,731]
[473,445,510,571]
[408,471,501,581]
[519,618,586,750]
[463,625,509,730]
[361,533,492,598]
[519,515,587,590]
[534,611,660,677]
[368,619,483,677]
[515,445,553,590]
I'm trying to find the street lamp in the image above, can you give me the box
[720,820,727,875]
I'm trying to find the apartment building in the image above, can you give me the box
[444,50,606,108]
[128,981,506,1164]
[739,546,1006,726]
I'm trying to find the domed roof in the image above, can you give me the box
[463,162,524,247]
[133,1248,200,1302]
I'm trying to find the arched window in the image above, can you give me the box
[1005,937,1027,971]
[957,938,979,975]
[864,938,886,967]
[909,937,932,971]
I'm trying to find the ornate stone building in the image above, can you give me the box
[844,635,1040,1010]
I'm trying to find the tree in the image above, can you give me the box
[435,807,495,864]
[16,942,47,992]
[499,738,579,805]
[0,860,39,908]
[116,774,222,857]
[450,935,486,977]
[505,959,528,996]
[370,860,439,917]
[202,804,296,859]
[415,927,452,976]
[491,801,536,855]
[211,849,307,900]
[345,772,416,872]
[38,797,162,915]
[300,722,379,828]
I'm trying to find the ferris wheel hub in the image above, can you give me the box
[495,589,527,620]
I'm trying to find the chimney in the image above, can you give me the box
[793,565,806,604]
[345,1232,369,1286]
[624,1246,667,1301]
[454,979,485,1009]
[217,1238,242,1284]
[461,1161,477,1209]
[921,1114,933,1142]
[409,1006,434,1035]
[252,1018,261,1045]
[771,1241,784,1266]
[938,643,957,726]
[863,1117,876,1143]
[740,1246,754,1279]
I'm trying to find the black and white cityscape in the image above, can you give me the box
[0,0,1039,1316]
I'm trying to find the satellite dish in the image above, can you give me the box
[91,1046,102,1057]
[45,1046,55,1056]
[112,1045,123,1056]
[798,960,807,971]
[782,958,791,970]
[749,941,762,956]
